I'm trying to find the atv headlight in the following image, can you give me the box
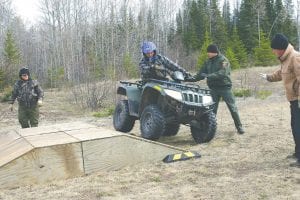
[164,89,182,101]
[203,95,213,105]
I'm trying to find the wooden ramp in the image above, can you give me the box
[0,122,184,189]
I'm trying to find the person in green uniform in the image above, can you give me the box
[9,67,44,128]
[187,44,245,134]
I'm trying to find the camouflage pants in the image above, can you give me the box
[18,105,39,128]
[210,87,243,130]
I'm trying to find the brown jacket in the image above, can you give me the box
[267,44,300,101]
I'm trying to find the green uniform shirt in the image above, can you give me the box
[194,54,232,88]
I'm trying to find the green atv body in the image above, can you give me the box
[113,76,217,144]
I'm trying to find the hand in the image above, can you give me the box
[184,74,196,82]
[9,104,13,112]
[260,73,267,80]
[154,64,164,70]
[37,100,43,107]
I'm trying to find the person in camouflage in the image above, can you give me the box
[9,67,44,128]
[139,41,188,80]
[187,44,245,134]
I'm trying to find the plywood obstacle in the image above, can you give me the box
[0,122,185,189]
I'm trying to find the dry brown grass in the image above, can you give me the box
[0,66,299,200]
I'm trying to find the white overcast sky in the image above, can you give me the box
[12,0,299,24]
[12,0,40,24]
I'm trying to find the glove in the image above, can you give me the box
[9,104,13,112]
[153,64,164,70]
[184,74,196,82]
[260,73,267,80]
[37,99,43,107]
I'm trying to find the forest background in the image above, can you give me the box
[0,0,299,110]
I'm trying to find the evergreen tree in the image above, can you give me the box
[123,53,138,78]
[197,31,212,69]
[262,0,276,37]
[253,32,277,66]
[209,0,228,49]
[223,0,232,34]
[229,27,248,68]
[3,30,21,86]
[237,0,259,53]
[225,47,239,70]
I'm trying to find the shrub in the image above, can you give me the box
[233,88,251,98]
[255,90,272,100]
[0,86,12,102]
[93,107,114,118]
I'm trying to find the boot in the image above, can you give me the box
[237,126,245,134]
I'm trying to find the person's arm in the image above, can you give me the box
[265,68,282,82]
[192,63,208,81]
[32,80,44,106]
[9,82,19,104]
[139,58,153,79]
[161,55,187,74]
[34,80,44,100]
[207,59,230,81]
[292,56,300,107]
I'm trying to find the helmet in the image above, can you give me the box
[19,67,30,77]
[141,41,156,54]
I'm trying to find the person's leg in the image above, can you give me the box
[221,88,244,134]
[18,105,30,128]
[29,106,39,127]
[290,101,300,161]
[210,89,220,115]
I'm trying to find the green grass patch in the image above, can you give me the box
[255,90,272,100]
[233,88,251,98]
[93,106,115,118]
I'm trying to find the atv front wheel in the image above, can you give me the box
[113,100,135,132]
[163,123,180,136]
[190,111,217,143]
[140,104,166,140]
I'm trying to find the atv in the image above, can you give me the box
[113,69,217,144]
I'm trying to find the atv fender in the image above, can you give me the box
[117,85,141,117]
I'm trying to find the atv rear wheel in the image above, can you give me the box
[140,104,166,140]
[163,123,180,136]
[190,111,217,143]
[113,100,135,132]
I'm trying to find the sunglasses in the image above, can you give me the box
[21,74,28,77]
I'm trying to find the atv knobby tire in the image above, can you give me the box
[113,100,135,132]
[140,104,166,140]
[163,123,180,136]
[190,111,217,143]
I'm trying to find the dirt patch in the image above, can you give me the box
[0,66,299,200]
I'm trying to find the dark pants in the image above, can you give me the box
[290,100,300,159]
[18,105,39,128]
[210,87,243,130]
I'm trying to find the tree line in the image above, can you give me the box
[0,0,298,90]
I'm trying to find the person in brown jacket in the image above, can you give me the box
[260,33,300,167]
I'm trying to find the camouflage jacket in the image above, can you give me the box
[139,54,186,80]
[10,79,44,107]
[193,54,232,89]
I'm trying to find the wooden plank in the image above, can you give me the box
[82,135,182,174]
[0,130,21,149]
[66,127,120,141]
[53,122,96,132]
[0,137,33,167]
[24,132,79,148]
[0,143,84,189]
[17,126,60,137]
